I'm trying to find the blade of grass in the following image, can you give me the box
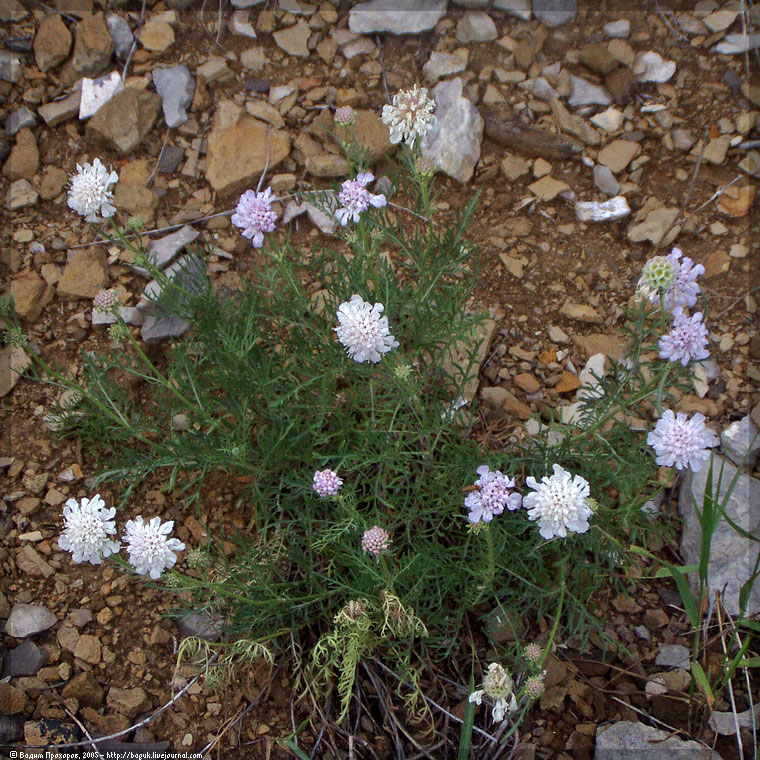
[458,670,476,760]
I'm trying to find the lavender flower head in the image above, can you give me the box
[335,172,387,226]
[658,308,709,366]
[123,515,186,579]
[469,663,518,723]
[381,85,436,146]
[638,248,704,312]
[523,674,546,699]
[313,469,343,498]
[524,643,543,664]
[231,187,278,248]
[93,288,120,316]
[58,494,120,565]
[362,525,391,556]
[647,410,717,472]
[335,294,399,364]
[523,464,592,540]
[67,158,119,222]
[334,105,356,126]
[464,465,522,524]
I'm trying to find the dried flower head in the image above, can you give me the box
[362,525,391,556]
[647,410,717,472]
[335,294,399,364]
[312,469,343,498]
[381,85,436,146]
[638,248,704,312]
[123,515,186,580]
[335,172,387,226]
[67,158,119,222]
[231,187,278,248]
[337,599,367,623]
[334,105,356,125]
[469,662,518,722]
[464,465,522,524]
[523,464,592,540]
[58,494,120,565]
[658,308,709,366]
[523,674,546,699]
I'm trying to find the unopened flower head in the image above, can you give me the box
[123,515,186,579]
[523,464,592,540]
[469,663,518,723]
[638,248,704,312]
[523,674,546,699]
[415,156,437,177]
[312,469,343,498]
[393,363,414,381]
[658,308,709,366]
[107,322,129,342]
[335,294,399,364]
[524,643,543,664]
[231,187,278,248]
[93,288,119,314]
[334,105,356,125]
[67,158,119,222]
[647,410,717,472]
[335,172,387,226]
[4,325,27,348]
[464,465,522,524]
[339,599,367,622]
[381,85,436,146]
[59,494,120,565]
[362,525,391,556]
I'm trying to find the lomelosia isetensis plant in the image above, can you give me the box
[5,90,735,746]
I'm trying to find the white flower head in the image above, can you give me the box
[335,172,386,226]
[67,158,119,222]
[123,515,186,579]
[59,494,120,565]
[523,464,592,540]
[647,410,717,472]
[464,465,522,524]
[381,84,436,146]
[335,294,399,364]
[469,662,518,723]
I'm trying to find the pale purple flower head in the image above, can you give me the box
[58,494,120,565]
[658,308,709,366]
[464,465,522,524]
[523,674,546,699]
[647,410,717,472]
[335,172,387,226]
[231,187,278,248]
[313,469,343,498]
[638,248,704,312]
[334,105,356,125]
[123,515,186,579]
[93,288,119,313]
[524,643,543,664]
[334,294,399,363]
[362,525,390,556]
[523,464,592,540]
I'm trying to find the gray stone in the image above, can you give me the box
[133,225,200,276]
[627,206,680,246]
[6,106,37,136]
[140,315,190,343]
[349,0,447,36]
[568,74,612,107]
[456,11,497,43]
[532,0,576,27]
[87,88,161,154]
[633,51,676,83]
[604,19,630,38]
[282,199,337,236]
[176,612,221,641]
[230,0,266,7]
[672,128,696,151]
[1,639,46,677]
[5,603,57,638]
[709,704,760,736]
[273,20,311,57]
[679,455,760,616]
[157,145,185,174]
[421,77,483,183]
[230,10,258,38]
[7,178,38,210]
[423,52,467,82]
[593,164,619,196]
[518,76,557,101]
[654,644,690,670]
[106,12,134,59]
[596,721,721,760]
[153,65,195,128]
[722,415,760,467]
[0,50,21,83]
[714,32,760,55]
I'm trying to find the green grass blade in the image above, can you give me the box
[458,671,476,760]
[691,661,715,706]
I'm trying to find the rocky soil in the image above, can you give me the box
[1,0,759,757]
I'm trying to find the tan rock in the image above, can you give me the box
[72,12,113,76]
[554,370,582,393]
[0,683,26,714]
[139,20,174,52]
[597,139,640,173]
[513,372,541,393]
[703,250,730,279]
[442,316,498,403]
[113,182,159,223]
[62,671,104,707]
[39,166,68,200]
[106,686,149,718]
[305,153,349,178]
[528,175,570,201]
[15,545,54,577]
[550,97,601,146]
[503,393,532,420]
[204,110,290,197]
[74,634,101,664]
[2,127,39,181]
[560,301,604,324]
[314,108,392,164]
[34,13,72,71]
[87,89,161,154]
[500,153,530,180]
[273,20,310,57]
[0,346,32,397]
[57,247,109,300]
[573,333,626,361]
[81,708,130,735]
[10,269,46,321]
[627,206,680,246]
[701,136,730,166]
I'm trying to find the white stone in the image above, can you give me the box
[493,0,531,21]
[721,415,760,468]
[603,19,630,38]
[568,74,611,107]
[713,32,760,55]
[633,51,676,83]
[349,0,447,35]
[423,51,467,81]
[79,72,124,120]
[575,196,630,222]
[590,107,625,132]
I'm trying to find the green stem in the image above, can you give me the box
[539,575,566,671]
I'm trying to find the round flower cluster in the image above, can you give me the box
[335,294,399,364]
[523,674,546,699]
[123,515,186,580]
[334,105,356,125]
[361,525,391,556]
[647,410,717,472]
[464,465,522,524]
[231,187,278,248]
[658,307,709,366]
[312,469,343,498]
[469,662,518,723]
[335,172,387,226]
[524,643,543,664]
[381,85,436,146]
[58,494,120,565]
[67,158,119,222]
[93,288,119,314]
[638,248,704,313]
[523,464,592,540]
